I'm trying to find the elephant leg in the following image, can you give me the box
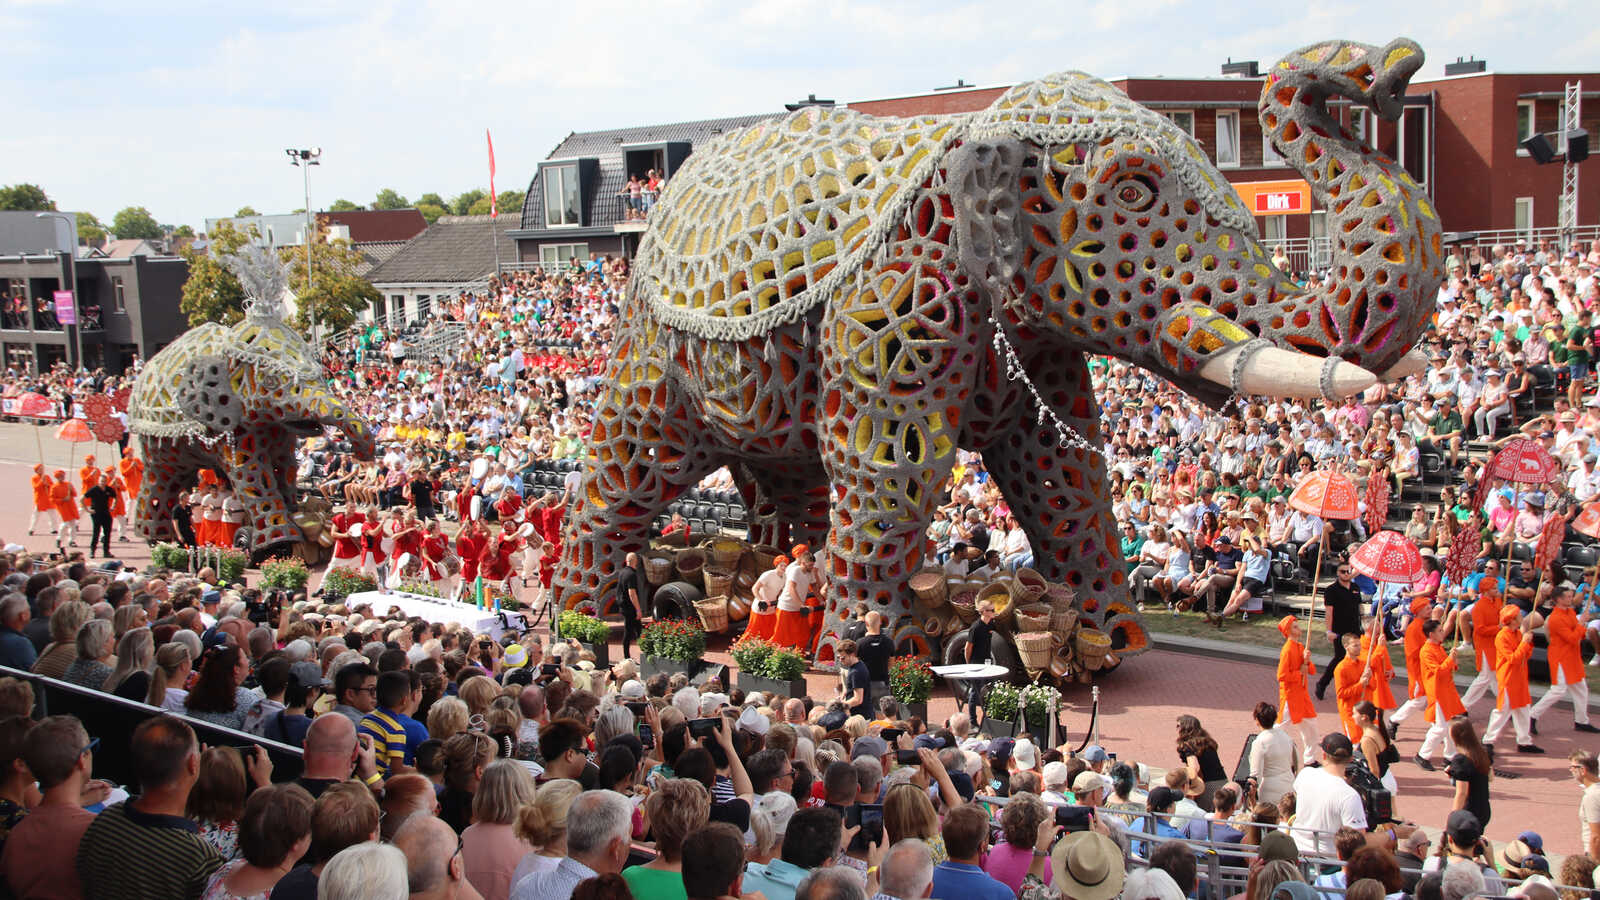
[217,432,299,557]
[734,461,830,550]
[980,354,1128,614]
[552,372,721,616]
[134,437,183,544]
[813,260,982,665]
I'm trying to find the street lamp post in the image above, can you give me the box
[285,147,322,344]
[35,212,79,373]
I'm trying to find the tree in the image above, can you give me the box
[496,190,526,216]
[280,226,380,333]
[417,193,445,209]
[0,184,55,211]
[172,225,195,239]
[178,221,252,327]
[467,194,494,216]
[235,206,259,217]
[416,203,447,224]
[328,198,364,212]
[451,189,486,216]
[76,212,107,246]
[111,206,162,240]
[372,189,409,211]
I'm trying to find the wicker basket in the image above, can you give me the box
[752,544,782,571]
[977,580,1015,623]
[644,552,676,586]
[675,550,706,588]
[1013,568,1048,604]
[1015,632,1054,671]
[923,614,945,638]
[1076,628,1112,671]
[908,570,948,608]
[704,567,736,601]
[1015,607,1051,633]
[694,596,729,633]
[1049,606,1080,636]
[706,538,745,570]
[950,589,979,624]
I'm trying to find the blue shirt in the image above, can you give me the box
[1129,817,1185,858]
[1242,551,1270,582]
[741,858,810,900]
[931,861,1014,900]
[0,627,37,670]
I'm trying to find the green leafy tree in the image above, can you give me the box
[417,193,446,209]
[111,206,162,240]
[328,198,364,212]
[172,225,195,239]
[76,212,107,246]
[235,205,259,217]
[416,203,447,224]
[0,184,55,211]
[372,189,409,210]
[451,189,486,216]
[178,221,252,327]
[496,190,526,215]
[467,194,494,216]
[280,226,380,333]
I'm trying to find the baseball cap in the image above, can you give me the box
[1081,745,1108,763]
[1319,732,1354,761]
[202,590,221,606]
[1145,786,1180,810]
[619,679,646,700]
[1072,770,1105,794]
[1042,761,1071,788]
[984,737,1016,764]
[1012,738,1039,771]
[754,791,797,836]
[851,735,889,760]
[1446,809,1483,845]
[289,660,331,688]
[1259,830,1300,863]
[736,706,770,736]
[913,734,946,751]
[1518,831,1545,854]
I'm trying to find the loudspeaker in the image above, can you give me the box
[1523,133,1556,164]
[1569,128,1590,163]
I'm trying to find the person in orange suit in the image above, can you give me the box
[1360,626,1397,711]
[50,470,79,547]
[746,555,787,642]
[118,448,143,500]
[1531,586,1600,733]
[1416,618,1464,769]
[77,454,97,493]
[1388,595,1436,736]
[1332,632,1369,741]
[1275,614,1319,763]
[1460,580,1504,708]
[28,463,57,535]
[103,466,128,541]
[1484,604,1541,752]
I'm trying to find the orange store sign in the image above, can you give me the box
[1231,179,1311,216]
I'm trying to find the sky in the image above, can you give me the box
[3,0,1596,231]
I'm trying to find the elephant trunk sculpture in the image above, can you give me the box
[551,38,1444,668]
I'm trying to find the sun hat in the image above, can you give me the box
[1050,831,1125,900]
[501,644,528,669]
[1259,830,1300,863]
[1042,761,1071,789]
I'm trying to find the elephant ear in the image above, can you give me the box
[176,354,243,433]
[948,139,1026,306]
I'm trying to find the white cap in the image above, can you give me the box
[1042,761,1071,789]
[700,693,728,716]
[754,791,797,835]
[619,679,646,700]
[736,706,770,736]
[1012,738,1039,771]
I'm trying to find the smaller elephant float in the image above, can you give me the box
[128,246,375,562]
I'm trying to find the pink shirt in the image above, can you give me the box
[983,840,1049,894]
[0,802,95,899]
[461,822,535,900]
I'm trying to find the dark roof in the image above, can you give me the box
[517,112,780,234]
[318,208,428,243]
[363,216,517,285]
[353,240,407,278]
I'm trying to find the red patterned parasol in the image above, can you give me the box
[92,418,125,445]
[1486,437,1562,485]
[1443,523,1481,585]
[1363,471,1391,535]
[1575,502,1600,541]
[14,392,54,418]
[81,393,112,425]
[1533,506,1570,571]
[1289,470,1360,520]
[1349,530,1424,586]
[110,387,131,414]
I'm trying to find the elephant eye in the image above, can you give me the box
[1111,174,1157,212]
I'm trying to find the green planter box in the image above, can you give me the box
[901,701,928,723]
[978,717,1019,738]
[737,671,808,701]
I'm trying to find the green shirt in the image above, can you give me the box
[1568,325,1592,365]
[622,865,687,900]
[1121,535,1146,572]
[1429,411,1463,437]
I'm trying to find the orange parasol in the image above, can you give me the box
[55,418,92,471]
[14,392,53,461]
[1289,469,1359,643]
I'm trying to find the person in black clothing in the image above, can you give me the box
[1446,718,1493,828]
[1316,561,1364,699]
[615,552,645,658]
[855,611,894,684]
[171,491,196,547]
[1175,714,1228,811]
[960,600,999,712]
[83,472,115,558]
[407,468,436,521]
[835,639,872,717]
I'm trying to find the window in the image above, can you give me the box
[543,164,582,227]
[1350,108,1376,148]
[1166,111,1195,136]
[1514,197,1534,235]
[112,276,125,313]
[539,243,589,266]
[1400,106,1429,187]
[1262,129,1287,167]
[1261,215,1288,244]
[1517,100,1536,143]
[1215,111,1240,167]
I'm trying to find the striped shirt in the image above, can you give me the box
[359,707,425,775]
[76,800,224,900]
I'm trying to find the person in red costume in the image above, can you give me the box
[327,503,365,570]
[492,486,523,524]
[388,508,425,583]
[453,520,486,603]
[359,507,390,590]
[419,519,452,591]
[479,526,520,608]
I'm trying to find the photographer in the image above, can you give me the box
[1421,810,1504,896]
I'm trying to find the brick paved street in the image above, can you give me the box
[0,424,1591,854]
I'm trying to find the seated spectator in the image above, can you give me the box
[0,594,36,670]
[104,626,154,700]
[511,790,633,900]
[148,641,194,711]
[744,806,843,900]
[1129,786,1185,857]
[184,645,257,731]
[681,821,749,900]
[510,778,583,886]
[1,715,96,898]
[395,815,479,900]
[76,716,226,899]
[933,802,1015,900]
[31,600,90,680]
[270,781,381,900]
[622,777,710,900]
[318,842,409,900]
[61,618,114,690]
[462,758,538,900]
[201,783,314,900]
[1150,840,1198,899]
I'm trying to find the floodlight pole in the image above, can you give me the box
[1560,81,1581,247]
[287,147,322,346]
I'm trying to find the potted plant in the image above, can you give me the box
[731,636,776,683]
[888,656,933,722]
[150,542,190,571]
[321,567,377,603]
[1020,683,1066,745]
[735,638,807,698]
[260,558,311,593]
[979,682,1021,737]
[639,619,707,679]
[558,610,613,668]
[215,549,248,586]
[396,580,446,598]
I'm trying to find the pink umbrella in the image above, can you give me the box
[1486,437,1562,485]
[1289,469,1360,640]
[55,418,92,471]
[13,392,54,461]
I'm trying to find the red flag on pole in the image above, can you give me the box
[487,129,497,219]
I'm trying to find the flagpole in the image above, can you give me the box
[486,128,501,283]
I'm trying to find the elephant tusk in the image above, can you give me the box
[1200,341,1378,401]
[1378,348,1428,383]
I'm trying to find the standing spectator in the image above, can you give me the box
[615,552,643,659]
[0,595,35,670]
[1573,751,1600,861]
[200,783,314,900]
[330,663,379,727]
[510,790,633,900]
[622,778,709,900]
[1445,719,1493,829]
[82,472,114,558]
[318,843,409,900]
[932,803,1015,900]
[1,716,97,898]
[743,807,842,900]
[1175,714,1227,811]
[76,716,226,899]
[394,815,480,900]
[1289,734,1366,856]
[190,746,271,861]
[681,822,749,900]
[834,640,871,717]
[270,781,381,900]
[184,645,257,731]
[359,669,428,776]
[462,759,538,900]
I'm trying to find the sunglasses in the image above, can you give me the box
[79,737,100,758]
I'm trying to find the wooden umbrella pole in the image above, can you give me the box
[1304,533,1328,648]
